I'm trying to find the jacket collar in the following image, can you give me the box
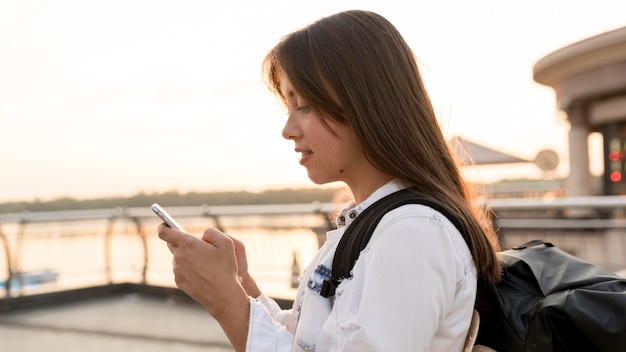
[335,178,408,228]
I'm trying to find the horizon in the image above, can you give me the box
[1,175,571,205]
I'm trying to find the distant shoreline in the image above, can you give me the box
[0,187,344,214]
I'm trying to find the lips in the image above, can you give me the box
[296,148,313,164]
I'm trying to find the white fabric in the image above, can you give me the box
[247,179,477,351]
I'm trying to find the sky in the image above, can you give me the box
[1,0,626,202]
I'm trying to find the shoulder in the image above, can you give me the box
[375,203,460,239]
[367,203,473,266]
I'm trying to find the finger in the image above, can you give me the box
[158,223,186,247]
[166,241,177,254]
[224,233,242,244]
[201,227,228,246]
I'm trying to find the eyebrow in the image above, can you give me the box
[281,90,297,104]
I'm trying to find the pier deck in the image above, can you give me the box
[0,285,239,352]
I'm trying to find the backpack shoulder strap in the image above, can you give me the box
[320,188,469,298]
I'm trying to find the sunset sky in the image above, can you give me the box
[1,0,625,202]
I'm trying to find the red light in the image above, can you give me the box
[610,171,622,182]
[609,151,622,161]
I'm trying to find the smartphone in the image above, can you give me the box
[151,203,186,231]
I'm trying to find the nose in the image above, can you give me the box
[282,112,301,140]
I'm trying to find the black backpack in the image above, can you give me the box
[319,189,626,352]
[475,239,626,352]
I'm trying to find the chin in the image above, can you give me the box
[308,178,327,186]
[307,173,339,186]
[306,173,325,185]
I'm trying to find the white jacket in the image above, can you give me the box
[246,179,477,351]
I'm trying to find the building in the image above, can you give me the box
[534,26,626,196]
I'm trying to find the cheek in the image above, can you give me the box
[316,133,343,160]
[309,118,361,167]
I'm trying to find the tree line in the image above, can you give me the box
[0,187,344,214]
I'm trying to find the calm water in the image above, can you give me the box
[0,214,327,300]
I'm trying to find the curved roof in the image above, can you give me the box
[534,26,626,87]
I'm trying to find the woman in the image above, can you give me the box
[159,10,501,351]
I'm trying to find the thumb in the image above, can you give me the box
[158,223,186,246]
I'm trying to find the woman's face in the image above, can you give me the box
[279,71,365,186]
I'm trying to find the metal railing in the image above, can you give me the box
[2,196,626,299]
[0,202,337,299]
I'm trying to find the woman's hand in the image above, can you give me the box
[158,225,250,351]
[223,233,262,298]
[158,225,239,311]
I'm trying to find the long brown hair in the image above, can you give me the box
[263,10,501,284]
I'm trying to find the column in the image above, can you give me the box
[566,103,593,197]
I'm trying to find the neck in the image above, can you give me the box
[347,173,394,204]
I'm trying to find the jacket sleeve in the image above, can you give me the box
[246,296,295,351]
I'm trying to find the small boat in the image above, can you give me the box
[0,269,59,288]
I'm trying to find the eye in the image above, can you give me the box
[296,105,310,112]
